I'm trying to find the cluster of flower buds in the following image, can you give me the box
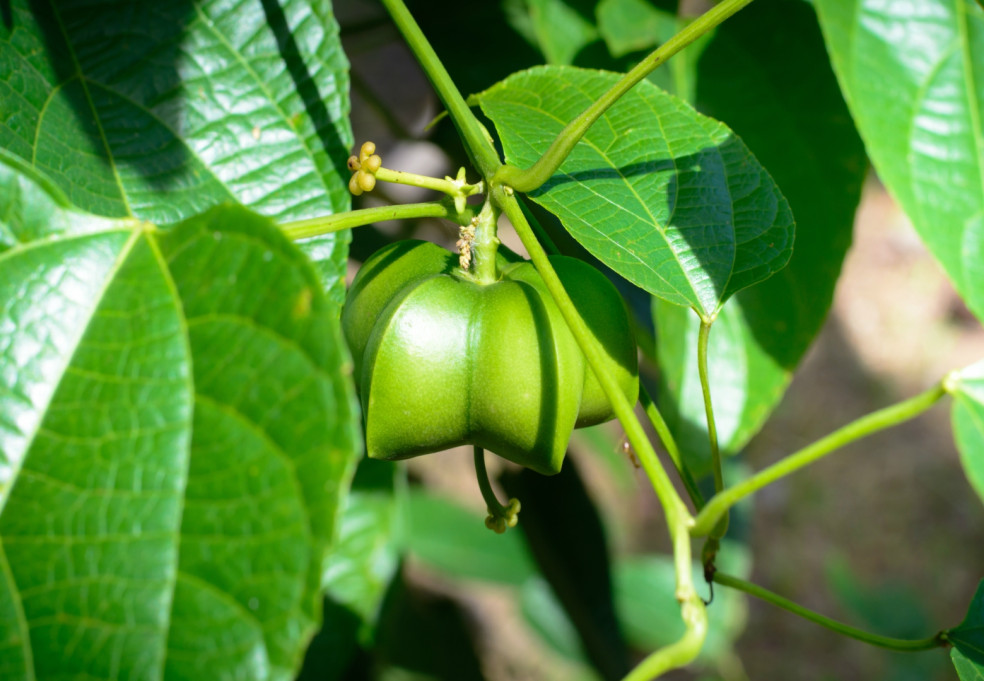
[347,141,382,196]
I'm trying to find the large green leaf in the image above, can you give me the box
[0,157,360,680]
[654,0,866,476]
[0,0,352,305]
[477,65,794,319]
[950,361,984,506]
[814,0,984,322]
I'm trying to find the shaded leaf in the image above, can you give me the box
[501,459,630,681]
[300,458,404,681]
[513,0,601,65]
[814,0,984,322]
[655,0,866,476]
[478,65,794,319]
[404,490,537,586]
[950,362,984,506]
[0,157,360,680]
[371,570,488,681]
[950,580,984,667]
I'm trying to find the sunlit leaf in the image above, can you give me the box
[814,0,984,322]
[478,65,794,319]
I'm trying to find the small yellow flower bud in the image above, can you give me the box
[348,173,363,196]
[360,141,376,159]
[347,155,361,171]
[364,154,382,173]
[357,171,376,193]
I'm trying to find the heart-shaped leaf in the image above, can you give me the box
[0,156,360,680]
[0,0,353,305]
[654,0,866,475]
[477,65,794,319]
[814,0,984,323]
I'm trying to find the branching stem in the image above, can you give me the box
[713,572,946,652]
[691,382,948,537]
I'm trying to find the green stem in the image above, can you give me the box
[622,596,707,681]
[497,187,705,678]
[697,318,728,540]
[374,167,483,198]
[380,0,502,178]
[495,186,690,533]
[691,382,948,537]
[639,385,704,511]
[713,572,946,652]
[280,202,451,240]
[473,446,507,515]
[493,0,755,192]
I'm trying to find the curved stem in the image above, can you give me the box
[639,385,704,511]
[713,572,946,652]
[691,382,948,537]
[280,202,451,240]
[697,318,728,540]
[494,0,755,192]
[473,447,507,515]
[622,596,707,681]
[380,0,501,178]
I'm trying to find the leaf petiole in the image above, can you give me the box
[713,571,946,652]
[691,381,949,537]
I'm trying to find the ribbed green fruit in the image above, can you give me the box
[342,240,638,475]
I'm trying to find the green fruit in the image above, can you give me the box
[342,240,638,475]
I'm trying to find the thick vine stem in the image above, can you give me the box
[713,572,946,652]
[691,382,949,537]
[379,0,502,178]
[493,0,756,193]
[495,186,704,679]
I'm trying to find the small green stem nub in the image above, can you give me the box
[474,447,520,534]
[713,572,947,652]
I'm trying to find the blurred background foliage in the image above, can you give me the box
[304,0,984,679]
